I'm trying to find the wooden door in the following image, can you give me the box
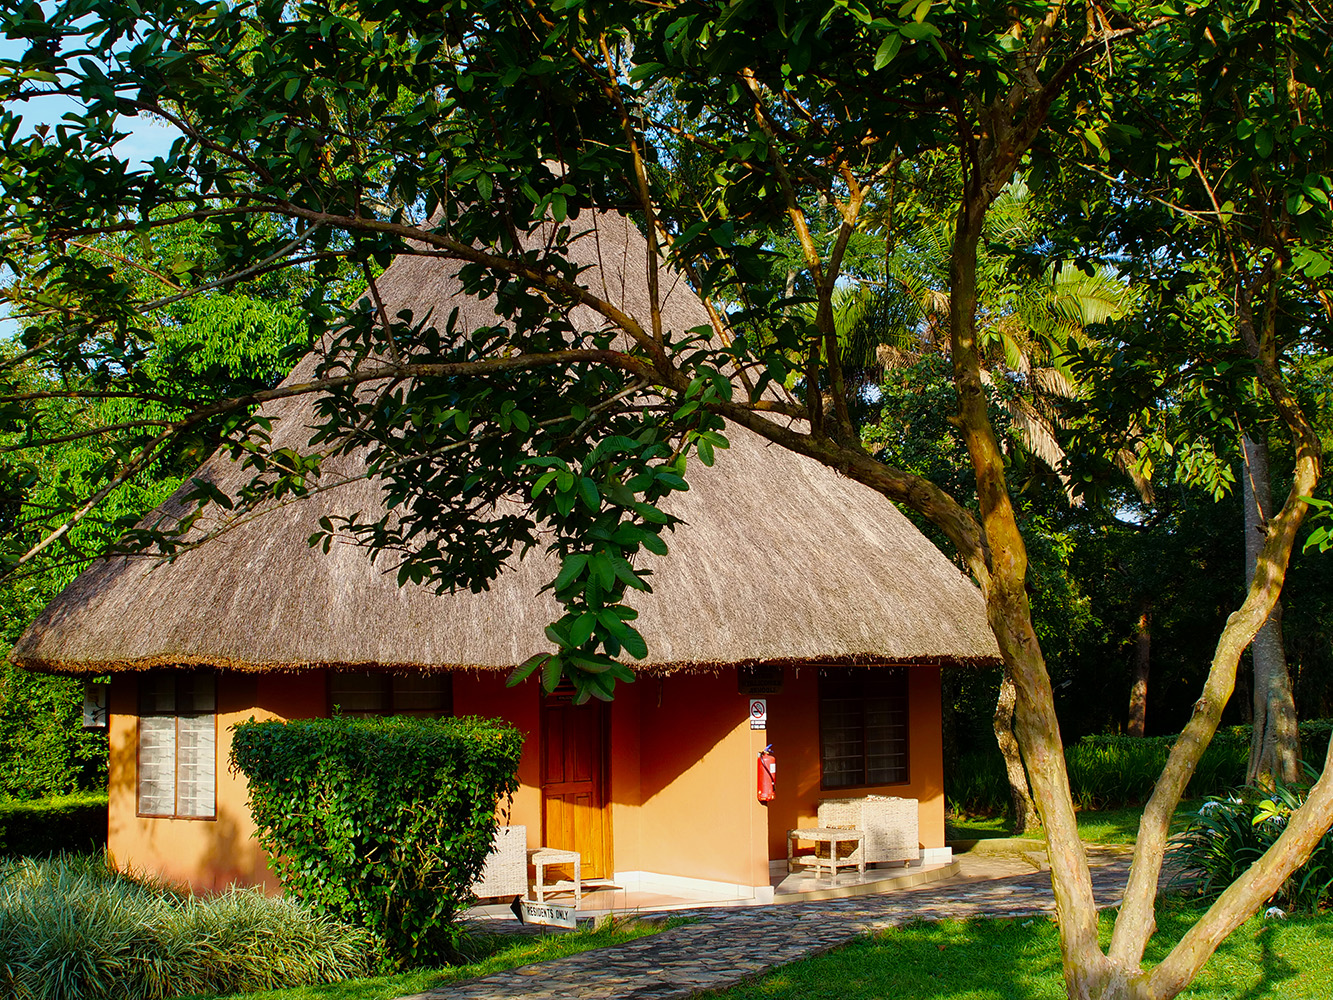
[541,693,611,879]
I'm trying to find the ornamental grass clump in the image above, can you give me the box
[1172,768,1333,913]
[229,713,524,969]
[0,853,373,1000]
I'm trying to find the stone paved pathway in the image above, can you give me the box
[400,847,1136,1000]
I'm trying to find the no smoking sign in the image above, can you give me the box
[749,698,768,730]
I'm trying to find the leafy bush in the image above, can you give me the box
[0,854,373,1000]
[230,714,523,969]
[1064,734,1248,810]
[946,750,1011,816]
[945,721,1333,816]
[1171,771,1333,913]
[0,667,107,799]
[0,792,106,857]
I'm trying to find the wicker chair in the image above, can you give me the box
[817,796,918,866]
[471,824,527,898]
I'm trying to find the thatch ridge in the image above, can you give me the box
[12,212,1001,675]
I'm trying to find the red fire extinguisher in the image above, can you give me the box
[757,745,776,802]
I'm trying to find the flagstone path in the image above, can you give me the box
[399,846,1139,1000]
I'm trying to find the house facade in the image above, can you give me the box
[96,662,951,897]
[13,211,999,898]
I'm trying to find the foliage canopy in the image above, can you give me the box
[5,1,1333,997]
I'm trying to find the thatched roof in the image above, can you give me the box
[12,212,1000,675]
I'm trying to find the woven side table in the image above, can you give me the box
[527,847,582,904]
[786,827,865,882]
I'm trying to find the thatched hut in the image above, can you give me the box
[12,212,999,898]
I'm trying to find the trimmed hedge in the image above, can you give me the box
[230,714,523,969]
[948,720,1333,816]
[0,853,372,1000]
[0,792,107,857]
[0,666,108,800]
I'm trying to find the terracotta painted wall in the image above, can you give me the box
[106,663,941,893]
[451,672,543,849]
[606,678,642,876]
[455,671,769,891]
[764,665,944,861]
[629,672,771,889]
[107,670,327,891]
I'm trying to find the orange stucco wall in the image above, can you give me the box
[764,665,945,861]
[452,671,543,849]
[453,671,769,890]
[106,664,943,893]
[107,671,327,891]
[627,672,771,888]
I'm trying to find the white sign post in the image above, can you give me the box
[519,899,578,929]
[749,697,768,730]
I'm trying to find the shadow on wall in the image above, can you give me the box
[108,670,327,893]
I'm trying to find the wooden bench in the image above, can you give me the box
[786,827,866,882]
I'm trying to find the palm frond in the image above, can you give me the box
[1030,367,1076,399]
[805,280,926,371]
[1017,263,1135,348]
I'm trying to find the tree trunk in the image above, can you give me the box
[948,181,1108,997]
[946,149,1328,997]
[1241,430,1301,787]
[994,664,1041,833]
[1128,601,1151,738]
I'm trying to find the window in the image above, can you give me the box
[819,668,909,789]
[138,672,216,819]
[329,671,452,716]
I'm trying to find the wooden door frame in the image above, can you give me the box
[539,689,614,876]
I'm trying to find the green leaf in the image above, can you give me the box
[898,21,940,39]
[635,503,670,524]
[551,554,589,593]
[599,610,648,659]
[590,554,615,591]
[569,612,597,647]
[531,470,558,497]
[507,652,548,686]
[628,61,664,81]
[579,477,600,511]
[641,533,668,556]
[542,656,564,692]
[611,557,649,591]
[873,33,902,70]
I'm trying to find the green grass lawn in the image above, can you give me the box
[947,801,1201,846]
[706,902,1333,1000]
[195,917,677,1000]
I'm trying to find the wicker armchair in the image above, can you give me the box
[817,796,917,866]
[471,824,527,898]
